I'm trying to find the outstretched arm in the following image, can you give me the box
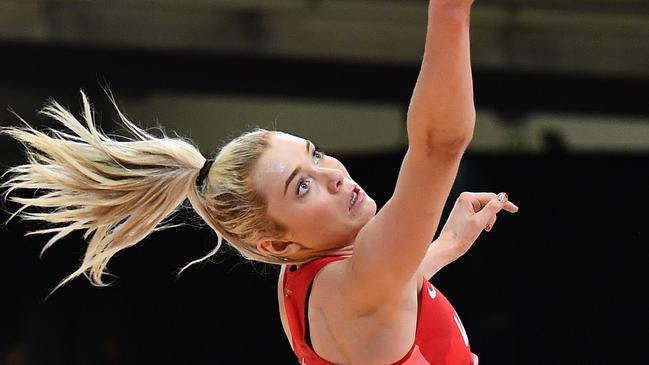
[340,0,477,312]
[408,0,475,149]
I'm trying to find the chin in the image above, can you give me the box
[356,202,377,229]
[365,198,378,217]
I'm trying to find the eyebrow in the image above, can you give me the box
[284,140,311,196]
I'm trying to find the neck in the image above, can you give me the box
[320,244,354,257]
[308,244,354,262]
[290,244,354,269]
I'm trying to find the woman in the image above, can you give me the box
[2,0,518,364]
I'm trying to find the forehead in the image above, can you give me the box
[253,132,307,186]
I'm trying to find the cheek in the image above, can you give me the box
[300,198,343,233]
[307,197,338,219]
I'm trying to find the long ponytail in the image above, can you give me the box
[1,91,210,290]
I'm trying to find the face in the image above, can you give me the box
[253,132,376,259]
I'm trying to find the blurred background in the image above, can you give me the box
[0,0,647,364]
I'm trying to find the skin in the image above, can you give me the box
[254,132,376,260]
[252,1,524,363]
[254,132,519,364]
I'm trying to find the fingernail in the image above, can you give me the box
[497,192,508,203]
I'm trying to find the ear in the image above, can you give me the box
[256,237,302,259]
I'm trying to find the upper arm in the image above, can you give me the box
[336,3,475,312]
[343,145,464,311]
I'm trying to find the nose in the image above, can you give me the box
[322,168,344,193]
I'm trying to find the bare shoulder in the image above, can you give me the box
[277,257,426,363]
[311,257,349,295]
[309,257,364,312]
[309,257,424,364]
[312,256,425,311]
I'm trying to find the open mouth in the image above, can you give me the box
[349,186,360,210]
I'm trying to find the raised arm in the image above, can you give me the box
[341,0,476,311]
[408,0,476,149]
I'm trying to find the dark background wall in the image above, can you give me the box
[1,1,649,364]
[3,149,648,365]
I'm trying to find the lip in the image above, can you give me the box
[349,187,365,211]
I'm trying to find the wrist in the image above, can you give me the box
[432,0,474,9]
[430,0,474,19]
[433,235,462,264]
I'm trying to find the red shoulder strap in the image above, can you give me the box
[282,256,346,364]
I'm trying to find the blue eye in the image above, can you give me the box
[295,145,324,197]
[313,146,324,163]
[296,178,310,196]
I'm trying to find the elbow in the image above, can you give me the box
[408,117,475,156]
[438,109,475,151]
[411,131,472,159]
[430,133,472,156]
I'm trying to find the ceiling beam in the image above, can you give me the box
[0,0,647,77]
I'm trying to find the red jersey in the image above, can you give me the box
[283,256,478,365]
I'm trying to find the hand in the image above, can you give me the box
[437,192,518,261]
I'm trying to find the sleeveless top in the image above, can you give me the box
[282,256,478,365]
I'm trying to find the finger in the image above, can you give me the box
[475,195,507,228]
[503,201,519,213]
[460,192,515,213]
[485,215,497,232]
[459,192,498,212]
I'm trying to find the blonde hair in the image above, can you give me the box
[1,91,291,292]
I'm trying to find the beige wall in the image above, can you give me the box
[122,92,649,155]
